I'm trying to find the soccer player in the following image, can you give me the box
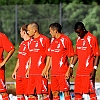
[47,22,74,100]
[26,22,50,100]
[69,22,99,100]
[12,24,31,100]
[0,32,15,99]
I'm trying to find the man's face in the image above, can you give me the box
[27,25,35,37]
[20,28,25,38]
[75,28,85,38]
[49,27,56,38]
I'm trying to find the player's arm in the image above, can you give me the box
[12,59,19,79]
[67,55,78,79]
[90,37,100,79]
[0,48,15,68]
[42,56,51,78]
[90,55,99,79]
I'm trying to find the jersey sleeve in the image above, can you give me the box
[65,37,74,57]
[44,38,50,56]
[2,34,14,52]
[74,38,78,56]
[92,37,99,56]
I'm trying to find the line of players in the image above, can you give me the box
[0,21,99,100]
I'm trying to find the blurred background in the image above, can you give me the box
[0,0,100,96]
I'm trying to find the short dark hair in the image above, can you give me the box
[74,22,85,30]
[49,23,62,33]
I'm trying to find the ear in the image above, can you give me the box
[54,30,57,33]
[23,31,26,34]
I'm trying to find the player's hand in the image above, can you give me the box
[42,68,49,79]
[65,67,74,79]
[42,68,46,77]
[90,69,96,79]
[65,67,70,79]
[44,71,49,79]
[12,72,16,79]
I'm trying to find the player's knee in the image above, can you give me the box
[28,94,36,98]
[52,91,59,97]
[64,91,70,96]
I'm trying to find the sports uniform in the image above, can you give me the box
[50,34,74,92]
[74,32,99,95]
[0,32,14,93]
[27,34,50,95]
[16,38,31,95]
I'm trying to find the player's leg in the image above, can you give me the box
[1,92,9,100]
[27,75,37,100]
[23,77,29,99]
[89,79,97,100]
[51,76,60,100]
[42,77,50,100]
[48,82,53,100]
[17,95,25,100]
[16,76,25,100]
[74,75,83,100]
[36,76,50,100]
[58,75,71,100]
[0,75,9,100]
[75,93,82,100]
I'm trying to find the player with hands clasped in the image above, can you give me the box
[69,22,99,100]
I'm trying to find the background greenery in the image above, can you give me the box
[0,0,100,82]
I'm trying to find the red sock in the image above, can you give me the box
[53,96,60,100]
[43,95,50,100]
[75,93,82,100]
[2,94,9,100]
[17,96,25,100]
[65,95,71,100]
[90,93,97,100]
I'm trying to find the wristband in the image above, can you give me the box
[70,64,74,68]
[94,66,97,70]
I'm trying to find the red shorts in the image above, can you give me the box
[74,75,96,94]
[0,69,6,92]
[16,76,28,95]
[27,75,48,95]
[51,75,70,91]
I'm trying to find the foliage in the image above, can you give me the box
[0,0,100,5]
[0,3,100,82]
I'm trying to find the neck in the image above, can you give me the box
[55,32,61,38]
[24,36,30,41]
[33,32,40,38]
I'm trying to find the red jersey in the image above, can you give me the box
[29,34,50,75]
[75,32,99,75]
[17,38,31,77]
[0,32,14,62]
[50,34,74,75]
[0,32,14,77]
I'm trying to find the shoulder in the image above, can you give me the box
[61,34,72,42]
[40,34,50,41]
[87,32,97,41]
[0,32,6,37]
